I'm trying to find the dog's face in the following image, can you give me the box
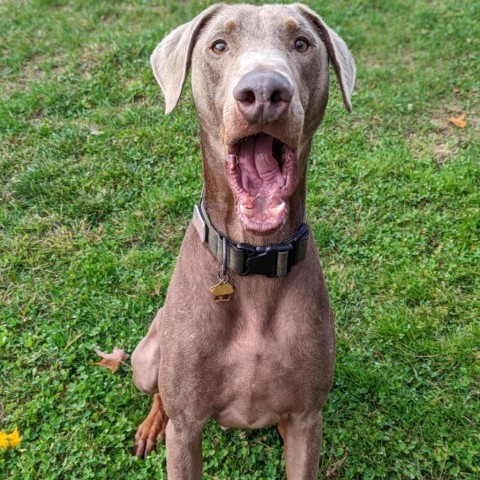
[151,4,355,234]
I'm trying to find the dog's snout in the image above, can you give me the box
[233,70,293,124]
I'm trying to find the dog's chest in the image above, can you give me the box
[210,311,325,429]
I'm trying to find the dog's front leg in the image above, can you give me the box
[282,412,323,480]
[165,420,204,480]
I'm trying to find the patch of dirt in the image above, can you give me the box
[411,104,479,165]
[1,52,70,100]
[362,53,382,71]
[76,43,112,78]
[431,140,457,165]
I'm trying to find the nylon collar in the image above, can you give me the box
[192,198,309,277]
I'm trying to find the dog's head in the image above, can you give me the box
[151,4,355,234]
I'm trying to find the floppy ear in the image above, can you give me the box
[151,4,223,114]
[292,4,356,112]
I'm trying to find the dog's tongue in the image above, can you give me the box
[238,134,285,196]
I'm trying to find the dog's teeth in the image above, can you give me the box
[270,202,286,216]
[240,204,254,216]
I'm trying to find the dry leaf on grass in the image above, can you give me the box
[448,113,467,128]
[89,124,103,136]
[94,347,130,373]
[0,428,22,450]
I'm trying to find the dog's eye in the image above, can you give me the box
[212,40,228,55]
[294,38,309,53]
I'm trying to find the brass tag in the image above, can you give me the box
[210,280,235,302]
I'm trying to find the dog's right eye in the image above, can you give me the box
[212,41,228,55]
[294,38,309,53]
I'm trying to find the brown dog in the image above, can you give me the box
[131,4,355,478]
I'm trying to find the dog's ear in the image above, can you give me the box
[151,4,223,114]
[292,4,356,112]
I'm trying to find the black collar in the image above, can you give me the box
[192,198,309,277]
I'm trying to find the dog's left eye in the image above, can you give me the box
[294,38,309,53]
[212,40,228,55]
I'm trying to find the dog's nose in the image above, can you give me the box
[233,70,293,124]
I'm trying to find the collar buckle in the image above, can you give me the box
[236,242,294,277]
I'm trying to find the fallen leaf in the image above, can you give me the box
[94,347,130,373]
[89,124,103,136]
[448,113,467,128]
[0,428,22,450]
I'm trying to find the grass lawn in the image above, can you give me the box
[1,0,479,478]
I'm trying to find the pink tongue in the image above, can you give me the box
[238,134,285,196]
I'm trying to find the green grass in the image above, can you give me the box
[1,0,479,478]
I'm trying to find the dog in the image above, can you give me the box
[131,4,355,478]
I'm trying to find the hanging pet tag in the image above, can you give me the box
[210,278,234,302]
[210,237,234,302]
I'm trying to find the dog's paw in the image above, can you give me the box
[133,394,168,458]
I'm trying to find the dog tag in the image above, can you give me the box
[210,280,234,302]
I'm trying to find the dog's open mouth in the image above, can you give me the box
[226,133,297,233]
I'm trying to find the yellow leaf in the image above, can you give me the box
[0,428,22,450]
[0,431,8,449]
[7,428,22,448]
[448,113,467,128]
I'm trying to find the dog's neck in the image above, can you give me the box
[199,131,311,246]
